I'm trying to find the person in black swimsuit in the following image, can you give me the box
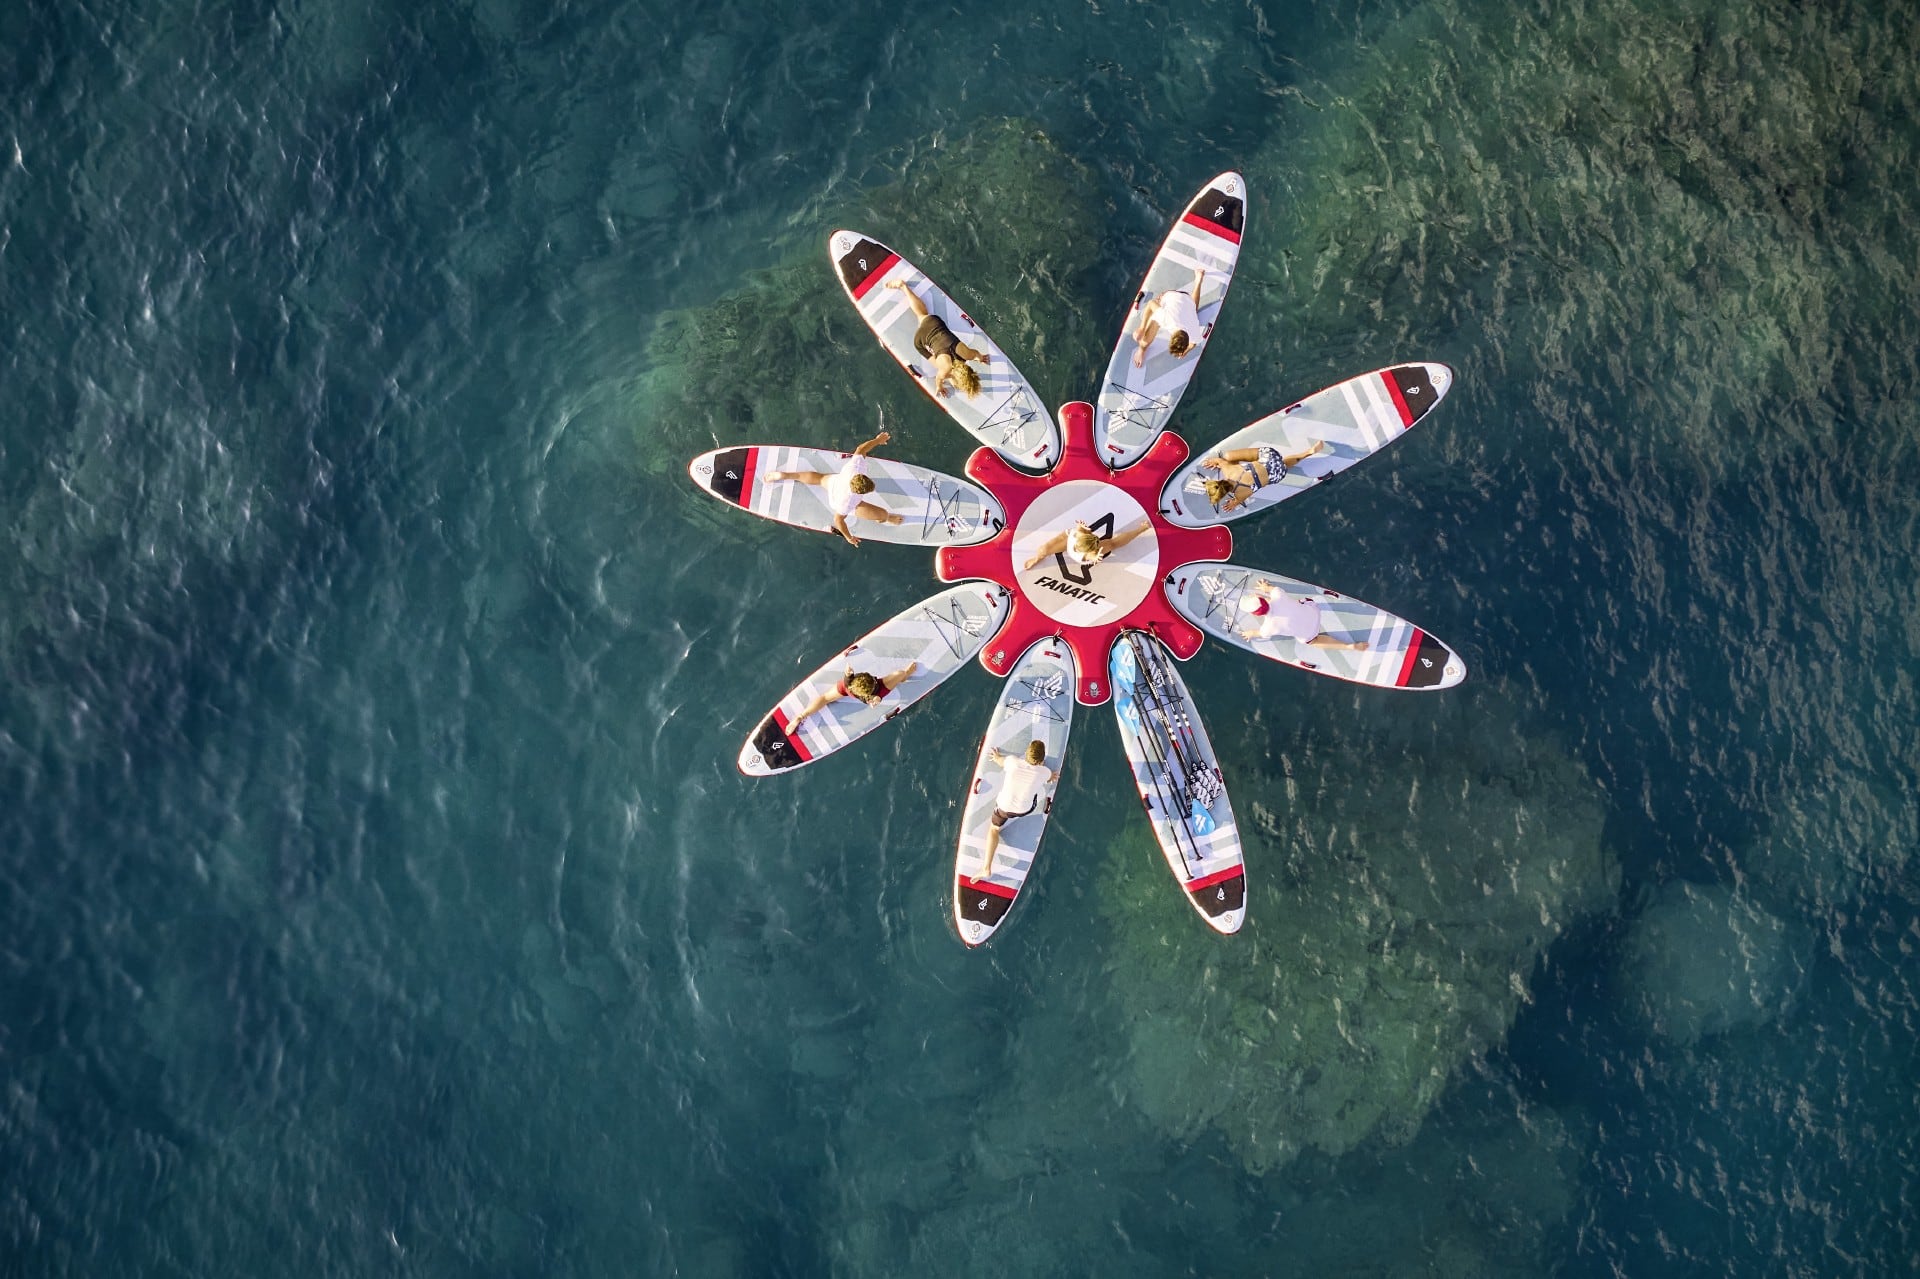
[886,279,989,398]
[1201,441,1327,512]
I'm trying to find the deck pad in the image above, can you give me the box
[952,640,1077,947]
[1093,173,1247,469]
[830,231,1059,471]
[1109,631,1245,933]
[739,584,1012,776]
[689,446,1004,547]
[1160,363,1454,527]
[1164,563,1466,691]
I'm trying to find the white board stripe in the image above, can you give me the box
[1358,375,1397,447]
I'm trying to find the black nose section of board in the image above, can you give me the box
[709,448,752,506]
[835,237,894,294]
[958,886,1014,929]
[750,717,803,772]
[1402,633,1453,689]
[1193,871,1246,918]
[1191,189,1245,237]
[1388,365,1438,420]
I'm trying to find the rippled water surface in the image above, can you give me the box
[3,0,1917,1274]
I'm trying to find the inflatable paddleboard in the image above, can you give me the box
[830,231,1060,471]
[1165,563,1466,691]
[1109,631,1245,933]
[1160,363,1454,527]
[1093,173,1247,470]
[689,445,1004,547]
[953,639,1076,947]
[739,584,1012,777]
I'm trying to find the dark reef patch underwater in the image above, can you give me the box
[2,0,1917,1273]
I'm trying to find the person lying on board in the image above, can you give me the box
[1020,519,1151,572]
[787,661,919,731]
[979,740,1057,878]
[885,279,991,398]
[764,430,903,547]
[1236,584,1367,652]
[1201,442,1327,511]
[1131,268,1206,368]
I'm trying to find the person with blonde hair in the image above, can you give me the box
[1021,519,1151,572]
[979,739,1057,877]
[764,429,903,546]
[1200,441,1327,512]
[787,661,920,731]
[1131,267,1207,368]
[885,279,990,399]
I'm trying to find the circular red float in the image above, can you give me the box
[936,402,1232,704]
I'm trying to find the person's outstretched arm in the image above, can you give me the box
[852,429,891,457]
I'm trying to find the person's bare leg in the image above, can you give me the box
[1281,442,1327,467]
[982,824,1002,877]
[885,279,930,319]
[1022,531,1069,571]
[1308,634,1368,651]
[765,470,827,485]
[854,500,903,526]
[1132,317,1160,367]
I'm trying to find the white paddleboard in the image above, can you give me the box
[1109,631,1246,934]
[1160,363,1455,527]
[952,639,1077,947]
[688,445,1004,547]
[829,231,1060,471]
[1093,173,1247,469]
[739,584,1011,777]
[1164,563,1466,691]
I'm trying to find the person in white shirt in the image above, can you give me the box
[764,430,904,546]
[981,740,1058,877]
[1237,583,1368,651]
[1131,268,1207,368]
[1020,519,1152,572]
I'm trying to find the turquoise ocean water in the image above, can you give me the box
[4,0,1918,1273]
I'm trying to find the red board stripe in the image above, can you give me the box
[1188,865,1244,892]
[1381,370,1415,427]
[737,447,759,508]
[850,252,900,299]
[1182,211,1241,244]
[1395,630,1427,688]
[957,875,1018,900]
[772,708,813,762]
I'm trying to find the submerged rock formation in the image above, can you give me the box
[634,118,1107,479]
[1214,0,1917,462]
[1615,880,1807,1043]
[1095,683,1619,1174]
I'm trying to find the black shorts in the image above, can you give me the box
[990,797,1039,828]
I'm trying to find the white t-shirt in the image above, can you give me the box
[824,455,871,518]
[1251,594,1324,643]
[995,756,1051,812]
[1152,289,1202,343]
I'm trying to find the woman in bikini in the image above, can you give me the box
[1200,441,1328,512]
[885,280,990,398]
